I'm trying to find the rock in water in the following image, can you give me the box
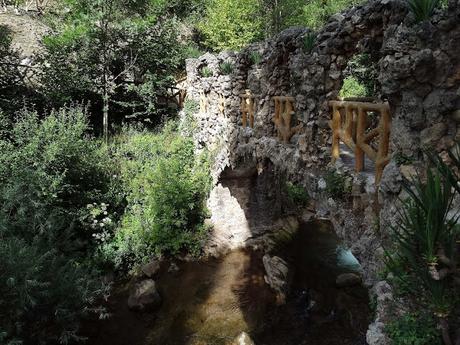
[263,254,291,303]
[232,332,255,345]
[128,279,161,311]
[336,273,362,287]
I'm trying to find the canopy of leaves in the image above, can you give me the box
[198,0,264,51]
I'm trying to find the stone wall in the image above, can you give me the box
[183,0,460,343]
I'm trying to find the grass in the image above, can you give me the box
[219,62,234,75]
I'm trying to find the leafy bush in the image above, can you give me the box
[285,181,309,207]
[219,62,234,75]
[339,76,368,98]
[0,236,110,345]
[198,0,264,51]
[102,123,212,269]
[386,312,442,345]
[324,170,351,199]
[0,107,117,344]
[0,107,120,248]
[302,0,361,30]
[262,0,310,35]
[40,2,185,126]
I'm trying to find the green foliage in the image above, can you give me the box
[40,0,186,124]
[385,146,460,343]
[0,107,120,247]
[302,0,361,30]
[302,32,316,53]
[324,170,351,199]
[180,99,199,137]
[184,43,206,59]
[249,51,262,65]
[198,0,264,51]
[219,62,234,75]
[262,0,309,35]
[285,181,309,206]
[386,312,442,345]
[386,168,458,313]
[407,0,441,22]
[0,237,110,345]
[339,76,368,98]
[200,66,213,77]
[101,123,212,269]
[0,107,117,344]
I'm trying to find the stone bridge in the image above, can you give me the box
[183,1,460,343]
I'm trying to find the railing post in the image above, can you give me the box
[331,105,341,162]
[355,106,366,173]
[241,97,247,127]
[248,96,255,128]
[375,104,391,184]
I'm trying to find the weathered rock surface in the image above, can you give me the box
[263,254,291,302]
[141,260,160,278]
[183,0,460,342]
[128,279,161,311]
[336,272,362,287]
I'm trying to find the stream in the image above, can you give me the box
[85,219,370,345]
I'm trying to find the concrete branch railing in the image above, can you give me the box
[272,96,302,143]
[329,100,391,184]
[240,89,257,128]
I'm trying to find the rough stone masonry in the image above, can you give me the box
[183,0,460,343]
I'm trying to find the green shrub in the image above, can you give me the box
[183,43,205,59]
[249,51,262,65]
[0,107,116,344]
[324,170,351,199]
[302,0,361,30]
[102,123,212,269]
[219,62,234,75]
[303,32,316,53]
[0,236,110,345]
[0,107,120,249]
[339,76,368,98]
[407,0,440,22]
[200,66,213,77]
[198,0,263,51]
[285,181,309,206]
[386,312,442,345]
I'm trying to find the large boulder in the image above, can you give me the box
[128,279,161,311]
[263,255,291,303]
[336,272,362,287]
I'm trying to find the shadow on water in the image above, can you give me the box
[231,219,370,345]
[84,220,369,345]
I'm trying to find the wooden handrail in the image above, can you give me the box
[329,100,391,185]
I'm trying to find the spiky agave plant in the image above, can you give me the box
[407,0,440,23]
[385,147,460,345]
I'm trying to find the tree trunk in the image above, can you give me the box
[103,89,109,143]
